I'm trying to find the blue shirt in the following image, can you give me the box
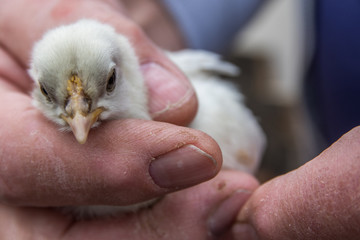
[161,0,264,53]
[306,0,360,144]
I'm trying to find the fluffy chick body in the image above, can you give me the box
[30,20,265,217]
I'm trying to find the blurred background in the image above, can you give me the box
[130,0,359,182]
[229,0,324,181]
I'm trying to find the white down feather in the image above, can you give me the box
[167,50,266,173]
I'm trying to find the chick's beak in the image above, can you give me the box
[61,75,104,144]
[62,108,104,144]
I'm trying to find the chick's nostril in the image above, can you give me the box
[64,98,75,118]
[64,98,70,108]
[84,96,92,112]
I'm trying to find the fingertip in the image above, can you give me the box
[141,62,198,126]
[149,144,219,189]
[208,189,252,237]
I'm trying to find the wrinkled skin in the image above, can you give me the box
[236,126,360,239]
[0,0,359,239]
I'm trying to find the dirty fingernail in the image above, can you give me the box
[149,144,218,189]
[141,63,191,115]
[208,189,252,237]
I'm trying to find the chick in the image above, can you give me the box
[30,20,150,144]
[30,20,265,217]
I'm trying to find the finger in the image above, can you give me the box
[0,47,32,93]
[0,0,197,125]
[0,204,70,239]
[0,171,257,240]
[236,126,360,239]
[62,171,259,240]
[0,80,220,207]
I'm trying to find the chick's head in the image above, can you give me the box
[30,20,148,144]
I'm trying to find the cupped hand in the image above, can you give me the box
[0,0,218,211]
[0,1,262,239]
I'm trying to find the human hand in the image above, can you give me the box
[230,126,360,239]
[0,0,223,216]
[0,171,258,239]
[0,1,264,239]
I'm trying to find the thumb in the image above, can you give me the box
[0,102,222,206]
[235,126,360,240]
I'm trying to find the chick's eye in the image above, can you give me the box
[40,84,51,101]
[106,69,116,93]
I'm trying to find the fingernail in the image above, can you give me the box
[141,63,192,115]
[208,190,252,237]
[149,145,218,189]
[232,223,259,240]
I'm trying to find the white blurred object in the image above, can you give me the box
[168,50,266,173]
[234,0,314,105]
[233,0,319,169]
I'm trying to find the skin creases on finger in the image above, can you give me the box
[0,110,222,207]
[61,171,259,240]
[0,171,257,240]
